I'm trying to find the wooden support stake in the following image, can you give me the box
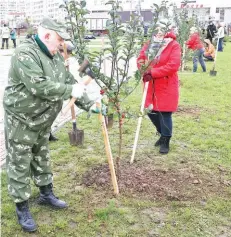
[97,103,119,195]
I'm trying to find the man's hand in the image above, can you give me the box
[64,58,70,67]
[71,83,86,99]
[143,70,153,82]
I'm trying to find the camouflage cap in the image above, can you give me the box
[40,17,70,40]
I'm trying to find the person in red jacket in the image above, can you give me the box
[137,27,181,154]
[186,27,206,72]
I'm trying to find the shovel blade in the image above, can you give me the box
[68,129,84,146]
[210,70,217,76]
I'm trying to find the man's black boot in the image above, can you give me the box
[38,183,67,209]
[49,132,58,141]
[16,201,37,232]
[159,136,171,154]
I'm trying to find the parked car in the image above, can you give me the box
[84,34,96,39]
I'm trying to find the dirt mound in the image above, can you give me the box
[176,105,201,117]
[82,162,226,201]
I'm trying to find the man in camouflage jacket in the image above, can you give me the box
[3,17,90,232]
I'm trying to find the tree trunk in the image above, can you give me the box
[181,41,186,71]
[116,118,122,178]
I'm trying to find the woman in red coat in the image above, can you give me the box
[186,27,206,72]
[137,28,181,154]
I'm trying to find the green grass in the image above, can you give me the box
[88,38,110,45]
[1,44,231,237]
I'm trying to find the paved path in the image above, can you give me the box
[0,51,11,167]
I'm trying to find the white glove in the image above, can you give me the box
[71,83,86,99]
[64,58,70,67]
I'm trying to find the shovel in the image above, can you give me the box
[63,43,84,146]
[210,38,219,76]
[130,81,149,163]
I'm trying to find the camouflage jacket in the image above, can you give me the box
[3,37,75,131]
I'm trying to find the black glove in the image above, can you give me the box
[143,70,153,82]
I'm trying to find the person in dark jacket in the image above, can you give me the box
[206,20,217,44]
[137,27,181,154]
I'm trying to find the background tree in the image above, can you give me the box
[60,0,90,64]
[171,0,197,71]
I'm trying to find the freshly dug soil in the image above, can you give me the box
[82,162,227,201]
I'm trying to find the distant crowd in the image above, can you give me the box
[186,20,227,73]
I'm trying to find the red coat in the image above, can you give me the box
[137,33,181,112]
[186,33,203,50]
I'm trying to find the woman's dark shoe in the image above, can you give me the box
[155,137,161,146]
[159,136,171,154]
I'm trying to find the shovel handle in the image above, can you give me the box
[63,43,70,70]
[71,105,77,130]
[130,81,149,164]
[71,105,75,120]
[62,97,76,115]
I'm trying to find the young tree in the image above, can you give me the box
[89,0,143,171]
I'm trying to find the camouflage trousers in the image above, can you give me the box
[4,114,53,203]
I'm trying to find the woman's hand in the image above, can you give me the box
[143,70,153,82]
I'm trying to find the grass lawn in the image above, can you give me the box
[1,43,231,237]
[88,38,110,45]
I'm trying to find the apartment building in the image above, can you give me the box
[25,0,66,26]
[0,0,8,24]
[89,0,154,11]
[0,0,26,26]
[86,0,155,31]
[175,1,231,25]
